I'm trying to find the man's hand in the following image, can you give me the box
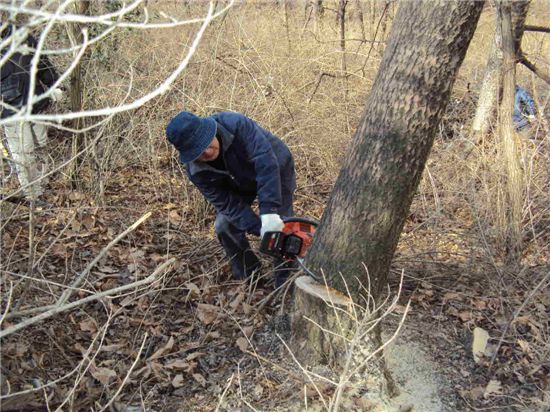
[260,214,284,237]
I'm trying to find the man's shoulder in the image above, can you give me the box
[515,87,532,98]
[211,111,246,125]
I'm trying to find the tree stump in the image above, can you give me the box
[290,276,399,398]
[290,275,355,368]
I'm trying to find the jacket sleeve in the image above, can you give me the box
[191,175,261,235]
[235,115,282,215]
[27,35,59,89]
[516,87,536,116]
[37,56,59,89]
[521,90,536,116]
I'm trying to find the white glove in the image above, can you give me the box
[260,214,284,238]
[527,114,536,121]
[50,88,64,102]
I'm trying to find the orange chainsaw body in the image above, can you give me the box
[259,217,318,261]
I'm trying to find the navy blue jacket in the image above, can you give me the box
[513,86,536,130]
[185,112,294,234]
[1,30,59,119]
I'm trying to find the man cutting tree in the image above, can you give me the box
[166,111,296,287]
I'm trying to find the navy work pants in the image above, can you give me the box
[215,163,295,286]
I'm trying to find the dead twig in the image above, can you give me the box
[0,258,174,339]
[0,281,14,328]
[99,332,149,412]
[308,71,340,104]
[8,211,153,318]
[215,373,235,412]
[357,0,390,76]
[518,52,550,86]
[0,316,109,400]
[55,211,152,306]
[489,271,550,368]
[524,25,550,33]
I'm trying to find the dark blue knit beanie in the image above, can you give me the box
[166,112,217,163]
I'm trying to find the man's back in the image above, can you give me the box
[1,28,58,118]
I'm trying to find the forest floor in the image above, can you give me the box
[1,2,550,411]
[1,133,548,411]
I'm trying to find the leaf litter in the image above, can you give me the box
[1,99,548,412]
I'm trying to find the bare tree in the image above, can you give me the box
[497,0,523,261]
[0,1,232,131]
[67,0,90,187]
[472,0,530,137]
[354,0,366,41]
[291,0,484,397]
[0,0,232,331]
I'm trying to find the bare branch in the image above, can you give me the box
[518,53,550,86]
[524,24,550,33]
[0,258,175,339]
[99,333,149,412]
[0,281,14,328]
[55,211,152,306]
[0,1,234,126]
[0,1,232,30]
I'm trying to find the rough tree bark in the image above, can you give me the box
[313,0,324,17]
[472,0,530,137]
[497,0,524,262]
[472,21,503,136]
[291,0,484,395]
[67,0,90,188]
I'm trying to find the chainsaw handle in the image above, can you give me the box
[282,217,319,226]
[259,231,282,257]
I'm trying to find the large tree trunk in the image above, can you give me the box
[472,25,503,136]
[304,0,483,300]
[472,1,530,137]
[291,0,483,398]
[498,0,524,262]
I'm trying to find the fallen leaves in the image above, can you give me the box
[101,343,125,353]
[148,336,175,361]
[185,282,201,299]
[172,374,185,388]
[483,380,502,399]
[91,366,117,385]
[192,373,207,387]
[472,327,489,364]
[164,359,190,370]
[2,342,29,358]
[168,210,182,226]
[196,303,220,325]
[236,337,249,352]
[79,318,98,333]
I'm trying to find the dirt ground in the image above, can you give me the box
[1,137,548,411]
[1,1,549,411]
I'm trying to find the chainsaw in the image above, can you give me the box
[259,217,318,261]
